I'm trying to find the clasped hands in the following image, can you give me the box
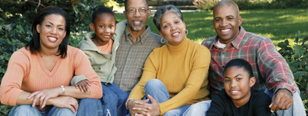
[26,87,78,113]
[127,95,161,116]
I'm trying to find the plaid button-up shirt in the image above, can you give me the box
[114,26,164,92]
[201,27,297,95]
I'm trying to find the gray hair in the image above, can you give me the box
[153,5,183,31]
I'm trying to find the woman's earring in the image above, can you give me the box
[161,38,166,44]
[185,30,189,35]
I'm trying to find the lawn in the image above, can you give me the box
[115,9,308,47]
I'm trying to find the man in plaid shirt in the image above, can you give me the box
[202,0,306,115]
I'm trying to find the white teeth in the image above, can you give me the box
[231,90,239,94]
[134,21,141,25]
[172,32,179,36]
[221,29,230,32]
[49,37,56,41]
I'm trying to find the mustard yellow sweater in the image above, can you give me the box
[128,37,211,115]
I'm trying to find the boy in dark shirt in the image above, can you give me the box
[207,59,272,116]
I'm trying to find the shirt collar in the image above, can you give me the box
[210,26,246,49]
[124,26,151,44]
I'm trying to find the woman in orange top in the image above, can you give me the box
[0,6,102,116]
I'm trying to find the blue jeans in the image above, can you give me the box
[77,82,128,116]
[9,105,75,116]
[143,79,211,116]
[264,87,306,116]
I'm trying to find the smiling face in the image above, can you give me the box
[213,4,242,44]
[36,14,66,50]
[90,13,116,45]
[124,0,150,32]
[159,11,186,46]
[223,66,255,107]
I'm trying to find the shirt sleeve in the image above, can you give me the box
[206,91,226,116]
[0,51,28,106]
[73,49,102,98]
[253,91,272,116]
[158,47,211,115]
[257,37,297,93]
[127,50,159,101]
[70,75,89,86]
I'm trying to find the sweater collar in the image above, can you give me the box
[167,36,188,54]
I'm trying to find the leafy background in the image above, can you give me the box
[1,0,308,115]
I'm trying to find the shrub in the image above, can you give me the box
[193,0,220,11]
[278,32,308,112]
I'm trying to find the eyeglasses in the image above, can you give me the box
[126,7,148,15]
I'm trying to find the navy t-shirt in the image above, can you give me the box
[207,89,272,116]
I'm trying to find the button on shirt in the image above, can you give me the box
[114,26,164,92]
[201,26,297,95]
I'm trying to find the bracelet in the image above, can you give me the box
[60,85,65,95]
[125,98,134,109]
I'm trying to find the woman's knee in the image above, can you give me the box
[9,105,40,116]
[53,107,76,116]
[145,79,164,90]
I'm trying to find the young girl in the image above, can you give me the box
[0,6,102,116]
[71,5,127,116]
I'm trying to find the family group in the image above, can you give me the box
[0,0,306,116]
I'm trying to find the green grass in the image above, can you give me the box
[115,9,308,47]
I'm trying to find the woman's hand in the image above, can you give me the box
[51,96,79,113]
[142,95,160,116]
[128,99,150,116]
[75,79,91,93]
[27,87,62,108]
[128,95,160,116]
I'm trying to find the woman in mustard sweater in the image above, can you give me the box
[0,6,102,116]
[126,5,211,116]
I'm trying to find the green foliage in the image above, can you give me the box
[193,0,220,11]
[278,32,308,111]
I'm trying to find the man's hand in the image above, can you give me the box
[269,88,293,112]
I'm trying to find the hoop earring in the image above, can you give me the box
[185,30,189,35]
[161,38,166,44]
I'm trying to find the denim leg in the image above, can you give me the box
[264,87,306,116]
[183,100,212,116]
[101,83,118,116]
[105,82,129,116]
[52,107,76,116]
[292,87,306,116]
[144,79,170,103]
[9,105,41,116]
[77,98,104,116]
[163,105,190,116]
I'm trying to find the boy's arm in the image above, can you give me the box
[253,91,272,116]
[206,92,226,116]
[70,75,88,86]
